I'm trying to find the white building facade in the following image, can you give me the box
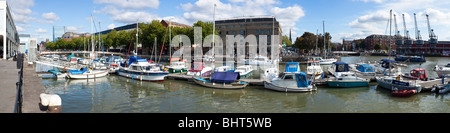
[0,0,19,59]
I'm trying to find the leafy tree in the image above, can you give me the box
[282,35,292,47]
[374,43,381,51]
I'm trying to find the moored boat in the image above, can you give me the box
[67,67,108,79]
[192,72,248,89]
[264,72,316,92]
[327,62,349,77]
[117,57,168,81]
[326,72,369,88]
[433,63,450,78]
[391,88,417,97]
[234,65,253,79]
[186,62,213,77]
[375,76,422,92]
[432,84,450,94]
[306,60,323,78]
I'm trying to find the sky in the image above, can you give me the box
[8,0,450,43]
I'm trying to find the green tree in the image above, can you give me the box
[282,35,292,47]
[374,43,381,51]
[294,32,316,51]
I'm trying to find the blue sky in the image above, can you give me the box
[8,0,450,43]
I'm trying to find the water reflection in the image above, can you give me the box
[38,56,450,113]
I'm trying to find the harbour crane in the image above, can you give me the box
[414,13,424,44]
[402,14,410,39]
[426,14,438,44]
[394,14,400,37]
[402,14,413,45]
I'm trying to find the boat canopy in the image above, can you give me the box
[128,57,147,66]
[380,59,397,68]
[333,62,349,72]
[69,67,88,75]
[296,72,310,87]
[357,64,374,72]
[211,72,240,83]
[285,62,301,73]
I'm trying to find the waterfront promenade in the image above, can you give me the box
[0,59,46,113]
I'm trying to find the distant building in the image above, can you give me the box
[365,34,396,51]
[0,0,19,59]
[215,16,282,58]
[61,32,90,41]
[53,26,66,42]
[19,34,30,53]
[161,20,192,28]
[96,23,140,35]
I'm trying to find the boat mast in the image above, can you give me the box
[136,20,138,56]
[212,4,216,65]
[323,21,326,59]
[388,10,392,77]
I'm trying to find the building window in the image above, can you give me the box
[267,30,270,34]
[256,30,259,34]
[240,25,243,28]
[267,24,270,26]
[233,25,236,28]
[267,36,270,40]
[240,30,243,35]
[261,24,264,27]
[261,30,264,34]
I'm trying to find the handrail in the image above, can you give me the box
[14,53,24,113]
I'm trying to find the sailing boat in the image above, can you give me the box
[118,24,169,81]
[320,21,337,65]
[375,10,422,93]
[67,16,108,79]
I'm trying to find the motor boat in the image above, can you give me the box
[306,60,323,78]
[117,57,168,81]
[264,72,316,92]
[67,67,108,79]
[434,63,450,78]
[326,72,370,88]
[192,72,248,89]
[187,62,213,77]
[327,62,349,77]
[234,65,253,79]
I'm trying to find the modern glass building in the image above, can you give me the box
[53,26,66,42]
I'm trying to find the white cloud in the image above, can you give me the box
[16,26,26,32]
[66,26,84,32]
[42,12,60,21]
[94,5,159,23]
[8,0,35,24]
[107,24,116,29]
[35,28,47,33]
[94,0,160,9]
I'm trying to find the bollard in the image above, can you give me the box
[40,93,62,113]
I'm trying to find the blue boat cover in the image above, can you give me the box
[127,57,147,66]
[69,67,88,75]
[357,64,374,72]
[285,62,301,73]
[333,62,349,72]
[296,72,309,87]
[211,72,240,83]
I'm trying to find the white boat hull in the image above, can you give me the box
[67,70,108,79]
[375,77,422,92]
[264,81,316,92]
[118,69,168,81]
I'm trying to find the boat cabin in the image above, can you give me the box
[403,68,428,81]
[285,62,301,73]
[189,62,206,72]
[356,64,374,73]
[280,72,311,87]
[333,62,349,73]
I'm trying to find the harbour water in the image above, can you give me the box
[39,56,450,113]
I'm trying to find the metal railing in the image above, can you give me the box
[14,53,24,113]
